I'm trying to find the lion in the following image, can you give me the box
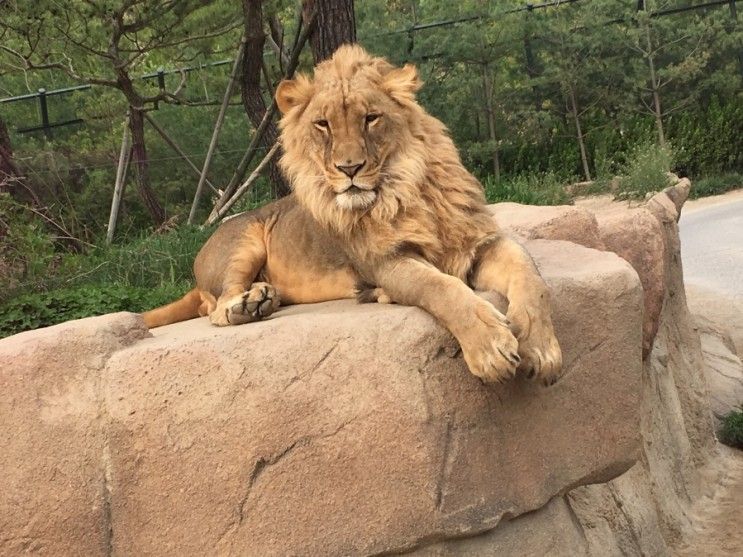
[142,45,562,385]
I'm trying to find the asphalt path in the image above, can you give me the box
[680,190,743,300]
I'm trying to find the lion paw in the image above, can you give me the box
[458,300,521,383]
[209,282,280,326]
[508,305,563,386]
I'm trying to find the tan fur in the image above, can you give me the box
[142,45,562,384]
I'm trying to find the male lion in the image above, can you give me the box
[143,45,562,385]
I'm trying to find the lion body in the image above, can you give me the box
[142,45,562,384]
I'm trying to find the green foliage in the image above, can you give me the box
[483,172,571,206]
[690,173,743,199]
[718,406,743,450]
[615,142,674,200]
[671,97,743,177]
[0,224,210,338]
[1,0,742,339]
[0,194,57,293]
[0,283,189,338]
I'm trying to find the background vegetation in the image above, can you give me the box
[1,0,741,336]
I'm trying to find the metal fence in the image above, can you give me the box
[1,0,739,138]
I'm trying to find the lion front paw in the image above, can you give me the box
[209,282,280,326]
[458,299,521,383]
[508,305,563,386]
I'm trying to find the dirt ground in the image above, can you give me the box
[674,447,743,556]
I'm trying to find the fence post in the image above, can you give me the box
[38,88,51,139]
[188,36,247,224]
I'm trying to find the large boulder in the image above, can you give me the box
[0,314,149,555]
[1,240,643,556]
[0,180,721,556]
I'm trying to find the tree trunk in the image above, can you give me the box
[129,108,166,224]
[523,32,542,112]
[644,23,666,148]
[302,0,356,63]
[0,117,20,196]
[567,83,591,182]
[241,0,290,198]
[481,64,500,180]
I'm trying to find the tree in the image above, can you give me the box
[302,0,356,63]
[241,0,290,197]
[626,0,714,148]
[537,1,625,182]
[0,117,20,195]
[0,0,240,224]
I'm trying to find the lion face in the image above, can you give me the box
[276,46,423,215]
[303,88,389,211]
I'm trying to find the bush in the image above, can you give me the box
[483,172,572,206]
[615,141,674,200]
[689,173,743,199]
[718,406,743,450]
[0,283,189,338]
[0,193,57,294]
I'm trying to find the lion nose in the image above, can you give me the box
[336,161,365,178]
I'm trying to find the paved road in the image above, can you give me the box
[680,192,743,300]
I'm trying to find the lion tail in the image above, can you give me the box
[141,287,205,328]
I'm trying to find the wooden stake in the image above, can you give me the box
[188,36,247,224]
[206,9,317,224]
[207,142,280,225]
[106,114,132,244]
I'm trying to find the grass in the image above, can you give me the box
[0,225,212,338]
[719,406,743,450]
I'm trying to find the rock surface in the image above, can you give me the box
[0,314,149,555]
[498,181,719,555]
[1,240,643,555]
[685,287,743,423]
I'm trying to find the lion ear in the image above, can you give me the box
[276,76,312,114]
[383,64,422,103]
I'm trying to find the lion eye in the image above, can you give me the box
[313,119,329,130]
[365,113,381,125]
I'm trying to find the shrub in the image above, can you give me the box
[0,193,57,295]
[689,173,743,199]
[615,141,674,200]
[483,172,572,206]
[718,406,743,450]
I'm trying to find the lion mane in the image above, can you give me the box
[276,45,497,278]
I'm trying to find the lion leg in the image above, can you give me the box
[207,223,281,326]
[470,236,562,385]
[370,257,520,383]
